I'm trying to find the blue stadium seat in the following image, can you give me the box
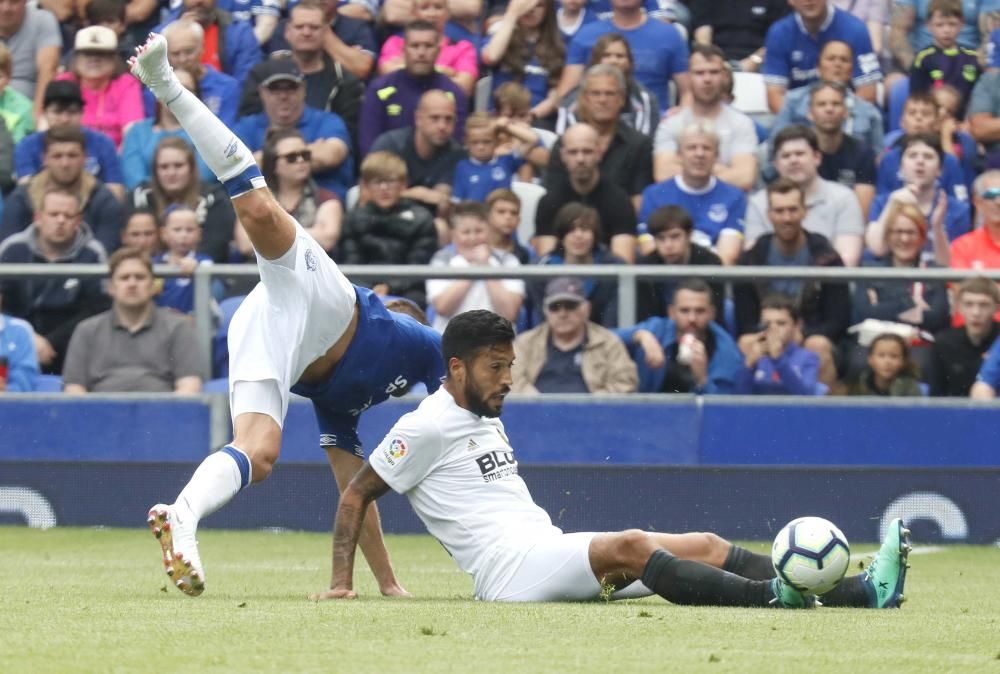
[213,295,247,379]
[886,78,909,135]
[203,377,229,393]
[33,374,63,392]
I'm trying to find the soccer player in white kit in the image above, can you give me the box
[129,34,414,598]
[325,310,912,608]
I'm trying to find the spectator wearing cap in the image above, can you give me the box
[54,26,143,149]
[239,2,366,144]
[2,125,123,254]
[616,278,742,394]
[155,0,261,84]
[0,0,61,115]
[13,80,124,199]
[358,20,467,157]
[511,277,638,395]
[234,59,354,200]
[142,19,240,126]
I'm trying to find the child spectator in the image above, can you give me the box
[878,92,968,200]
[338,152,438,307]
[452,113,538,203]
[120,210,161,257]
[0,42,33,143]
[909,0,980,119]
[932,84,978,189]
[493,82,551,180]
[735,294,821,396]
[426,201,525,333]
[486,188,533,265]
[153,205,218,315]
[846,333,924,397]
[482,0,564,124]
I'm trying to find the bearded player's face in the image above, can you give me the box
[462,344,514,418]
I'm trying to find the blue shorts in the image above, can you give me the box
[314,406,363,458]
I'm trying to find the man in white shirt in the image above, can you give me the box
[318,310,910,609]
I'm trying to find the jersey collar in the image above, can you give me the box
[675,175,717,195]
[794,2,836,35]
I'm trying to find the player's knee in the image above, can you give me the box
[697,532,729,564]
[618,529,656,562]
[235,191,280,230]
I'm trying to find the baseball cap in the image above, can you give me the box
[544,277,586,308]
[257,59,305,88]
[43,81,84,108]
[74,26,118,53]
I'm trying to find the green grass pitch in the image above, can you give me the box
[2,527,998,673]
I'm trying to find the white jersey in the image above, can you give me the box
[369,387,561,597]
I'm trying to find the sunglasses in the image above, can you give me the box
[546,300,581,313]
[980,187,1000,201]
[278,150,312,163]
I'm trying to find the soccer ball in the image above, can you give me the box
[771,516,850,595]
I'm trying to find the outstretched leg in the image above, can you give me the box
[588,530,814,608]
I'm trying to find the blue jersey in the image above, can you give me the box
[763,7,881,92]
[975,333,1000,389]
[452,154,525,203]
[988,28,1000,68]
[291,286,444,456]
[234,107,354,200]
[14,128,122,185]
[153,252,215,314]
[876,146,968,202]
[567,16,688,112]
[638,177,746,248]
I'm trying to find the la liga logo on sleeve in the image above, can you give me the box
[382,437,408,467]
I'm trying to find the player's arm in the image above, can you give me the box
[327,464,392,598]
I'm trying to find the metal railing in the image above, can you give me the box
[3,262,998,380]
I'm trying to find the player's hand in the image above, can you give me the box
[310,587,358,601]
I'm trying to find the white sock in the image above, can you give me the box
[175,446,252,524]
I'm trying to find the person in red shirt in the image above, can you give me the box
[950,170,1000,323]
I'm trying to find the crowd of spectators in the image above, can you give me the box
[3,0,1000,400]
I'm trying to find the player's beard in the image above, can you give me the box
[464,378,508,418]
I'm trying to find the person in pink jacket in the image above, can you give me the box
[57,26,143,148]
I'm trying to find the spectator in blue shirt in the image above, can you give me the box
[451,112,537,203]
[152,205,221,314]
[14,81,123,201]
[971,330,1000,399]
[263,0,376,80]
[234,59,354,200]
[616,278,742,394]
[559,0,691,113]
[0,309,39,392]
[763,0,882,113]
[155,0,261,84]
[735,294,821,396]
[143,19,241,125]
[639,120,746,265]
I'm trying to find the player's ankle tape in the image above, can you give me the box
[223,166,267,198]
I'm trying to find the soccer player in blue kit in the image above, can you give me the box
[130,33,444,597]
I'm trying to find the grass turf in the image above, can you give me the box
[2,527,998,673]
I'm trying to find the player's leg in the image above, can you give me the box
[129,33,293,260]
[588,530,814,608]
[318,448,408,597]
[148,381,284,596]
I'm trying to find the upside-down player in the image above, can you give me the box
[130,34,444,597]
[326,310,911,608]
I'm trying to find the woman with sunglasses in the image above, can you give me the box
[129,136,236,263]
[259,128,342,256]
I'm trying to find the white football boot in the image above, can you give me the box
[148,503,205,596]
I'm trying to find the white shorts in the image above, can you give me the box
[486,532,654,602]
[228,223,357,427]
